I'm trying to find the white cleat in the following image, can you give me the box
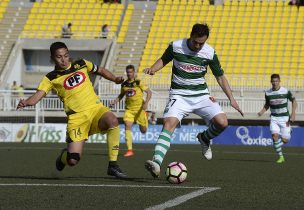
[203,146,212,160]
[197,133,212,160]
[145,160,160,178]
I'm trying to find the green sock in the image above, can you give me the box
[274,139,284,156]
[153,129,172,167]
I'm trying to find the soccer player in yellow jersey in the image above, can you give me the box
[17,42,127,178]
[110,65,152,157]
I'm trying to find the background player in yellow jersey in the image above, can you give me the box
[110,65,152,157]
[17,42,127,178]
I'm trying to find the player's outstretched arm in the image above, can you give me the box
[97,67,124,84]
[144,59,164,75]
[143,88,152,110]
[290,98,297,122]
[109,92,125,108]
[16,90,46,110]
[257,104,269,117]
[216,75,244,116]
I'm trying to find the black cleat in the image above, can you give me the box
[107,165,127,179]
[56,148,67,171]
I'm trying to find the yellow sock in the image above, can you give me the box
[107,126,120,161]
[125,129,133,150]
[60,150,67,165]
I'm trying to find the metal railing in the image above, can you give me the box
[1,90,303,116]
[132,73,304,91]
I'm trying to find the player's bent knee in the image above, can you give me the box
[282,138,289,144]
[272,134,279,140]
[140,127,147,133]
[67,152,81,166]
[99,112,119,130]
[213,114,228,129]
[107,114,119,127]
[215,119,228,129]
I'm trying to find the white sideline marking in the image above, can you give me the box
[145,187,220,210]
[0,183,209,189]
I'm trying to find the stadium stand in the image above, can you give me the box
[21,1,124,39]
[0,0,30,74]
[0,0,9,21]
[0,0,303,121]
[111,2,153,74]
[117,3,134,44]
[138,0,304,89]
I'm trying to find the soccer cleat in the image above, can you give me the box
[145,160,160,178]
[276,155,285,164]
[124,150,134,157]
[197,133,212,160]
[107,164,127,179]
[56,148,67,171]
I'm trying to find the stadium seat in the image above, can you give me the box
[22,1,124,39]
[139,0,304,88]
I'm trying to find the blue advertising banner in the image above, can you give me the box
[127,125,208,144]
[128,125,304,147]
[1,123,301,146]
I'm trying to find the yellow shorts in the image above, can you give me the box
[123,108,148,128]
[66,104,110,142]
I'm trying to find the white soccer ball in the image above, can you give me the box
[165,161,187,184]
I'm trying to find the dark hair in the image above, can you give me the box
[50,42,68,56]
[190,23,210,38]
[102,24,108,30]
[271,74,280,80]
[126,64,135,72]
[68,23,72,27]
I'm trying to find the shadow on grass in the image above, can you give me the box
[86,153,130,157]
[86,153,108,156]
[0,175,156,183]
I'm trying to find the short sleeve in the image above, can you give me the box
[161,43,174,66]
[139,80,148,91]
[84,59,98,73]
[265,93,270,105]
[209,52,224,77]
[37,76,53,94]
[287,90,295,101]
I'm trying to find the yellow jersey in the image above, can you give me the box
[38,59,101,114]
[121,79,148,111]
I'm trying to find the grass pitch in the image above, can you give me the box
[0,143,304,210]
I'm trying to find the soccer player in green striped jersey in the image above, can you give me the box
[258,74,297,163]
[144,23,244,178]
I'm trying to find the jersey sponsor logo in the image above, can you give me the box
[177,63,205,72]
[126,89,136,97]
[63,72,86,90]
[270,98,286,105]
[73,64,80,69]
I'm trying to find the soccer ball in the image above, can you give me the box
[165,162,187,184]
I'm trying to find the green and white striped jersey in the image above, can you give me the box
[161,39,224,97]
[265,87,294,117]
